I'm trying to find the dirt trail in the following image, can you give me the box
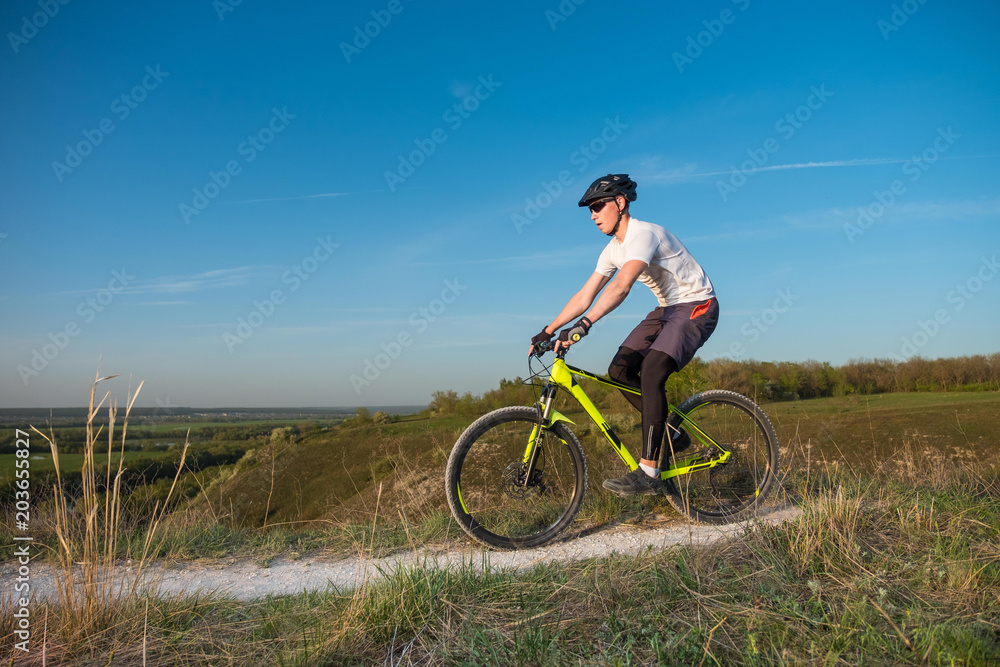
[4,505,800,603]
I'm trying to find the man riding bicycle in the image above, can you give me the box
[528,174,719,496]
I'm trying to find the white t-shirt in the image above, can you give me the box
[595,218,715,307]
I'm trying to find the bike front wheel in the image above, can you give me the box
[663,390,780,525]
[445,406,587,550]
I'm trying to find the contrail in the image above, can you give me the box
[656,154,1000,180]
[227,192,350,204]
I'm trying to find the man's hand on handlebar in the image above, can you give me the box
[554,316,591,352]
[530,317,593,356]
[528,327,554,357]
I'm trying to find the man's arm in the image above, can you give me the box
[584,259,647,323]
[529,272,611,354]
[545,272,612,334]
[552,260,647,351]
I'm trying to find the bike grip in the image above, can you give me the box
[571,333,581,342]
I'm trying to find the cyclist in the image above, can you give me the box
[529,174,719,496]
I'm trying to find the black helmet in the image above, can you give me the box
[578,173,637,207]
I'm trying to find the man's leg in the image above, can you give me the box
[644,297,719,467]
[607,346,644,412]
[608,307,664,412]
[603,313,670,496]
[638,350,679,468]
[603,299,718,496]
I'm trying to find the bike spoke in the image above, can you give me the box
[666,391,778,522]
[447,407,586,549]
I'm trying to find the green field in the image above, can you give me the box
[0,450,172,481]
[137,419,307,433]
[763,391,999,463]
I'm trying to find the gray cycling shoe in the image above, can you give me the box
[602,469,665,496]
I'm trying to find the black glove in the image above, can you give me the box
[557,317,592,344]
[530,327,554,356]
[531,328,554,346]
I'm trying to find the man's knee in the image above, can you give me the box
[608,347,642,384]
[640,351,678,389]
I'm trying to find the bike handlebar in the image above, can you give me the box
[530,339,568,360]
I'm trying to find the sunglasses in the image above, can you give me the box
[588,198,615,214]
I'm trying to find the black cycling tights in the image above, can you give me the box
[608,347,679,463]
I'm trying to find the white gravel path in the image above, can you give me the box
[5,505,800,603]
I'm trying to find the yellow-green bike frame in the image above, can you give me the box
[523,355,730,484]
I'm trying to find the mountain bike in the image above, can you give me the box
[444,342,780,550]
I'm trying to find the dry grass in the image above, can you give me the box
[2,369,189,664]
[2,431,997,664]
[3,386,998,664]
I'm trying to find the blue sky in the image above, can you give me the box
[1,0,998,408]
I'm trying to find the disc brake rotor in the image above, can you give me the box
[502,462,545,499]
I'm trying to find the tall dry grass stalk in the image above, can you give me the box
[30,369,189,644]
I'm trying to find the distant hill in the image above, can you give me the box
[0,405,426,425]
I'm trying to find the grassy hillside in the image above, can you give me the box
[1,385,997,664]
[193,414,469,529]
[6,388,996,562]
[5,439,997,665]
[191,390,1000,543]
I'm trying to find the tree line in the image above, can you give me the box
[427,353,1000,415]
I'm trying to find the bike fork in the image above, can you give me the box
[522,384,556,482]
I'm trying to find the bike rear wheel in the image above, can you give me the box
[663,390,779,524]
[445,406,587,550]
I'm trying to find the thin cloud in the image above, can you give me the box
[450,81,474,98]
[679,157,919,179]
[779,196,1000,231]
[408,247,594,268]
[646,154,1000,182]
[124,266,278,294]
[54,266,279,297]
[686,196,1000,244]
[227,192,350,204]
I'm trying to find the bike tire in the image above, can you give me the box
[445,406,587,550]
[663,390,779,525]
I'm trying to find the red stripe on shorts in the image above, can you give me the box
[689,299,713,320]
